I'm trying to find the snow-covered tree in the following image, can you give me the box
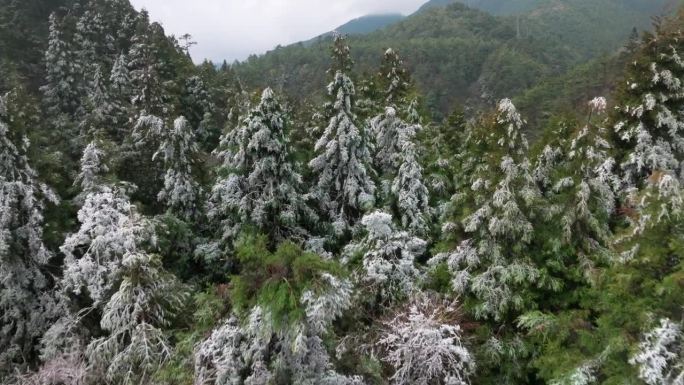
[0,93,59,377]
[195,260,361,385]
[613,21,684,220]
[128,12,166,118]
[155,116,201,219]
[181,75,217,146]
[373,106,408,176]
[80,65,117,139]
[377,294,475,385]
[379,48,410,106]
[535,97,618,262]
[309,43,376,234]
[102,53,133,142]
[41,13,82,120]
[74,8,114,84]
[432,99,542,321]
[86,251,186,385]
[75,140,109,197]
[209,88,314,244]
[630,318,684,385]
[60,185,152,307]
[344,211,425,303]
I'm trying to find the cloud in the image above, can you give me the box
[128,0,426,63]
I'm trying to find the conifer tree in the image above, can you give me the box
[309,35,376,235]
[86,251,186,385]
[344,211,426,304]
[630,318,684,385]
[80,65,116,139]
[109,53,132,124]
[391,123,431,236]
[377,294,474,385]
[536,97,618,261]
[195,241,361,385]
[379,48,410,107]
[432,99,542,321]
[0,93,59,378]
[613,18,684,221]
[181,75,217,147]
[372,107,430,234]
[42,13,80,117]
[74,8,113,85]
[155,116,201,220]
[210,88,313,245]
[75,140,109,198]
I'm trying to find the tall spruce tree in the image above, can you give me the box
[0,93,59,378]
[210,88,313,245]
[309,35,376,236]
[155,116,201,220]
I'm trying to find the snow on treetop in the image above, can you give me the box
[361,211,394,238]
[588,97,607,114]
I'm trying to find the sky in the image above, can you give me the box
[128,0,427,63]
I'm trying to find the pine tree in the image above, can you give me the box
[536,97,618,262]
[391,125,431,236]
[377,294,474,385]
[630,318,684,385]
[155,116,201,220]
[86,251,186,385]
[42,13,80,118]
[80,65,116,139]
[432,99,542,321]
[195,240,361,385]
[181,75,217,147]
[309,36,376,236]
[75,140,109,198]
[379,48,410,107]
[0,93,59,378]
[128,11,166,118]
[344,211,426,304]
[74,8,113,86]
[613,18,684,222]
[59,184,153,308]
[372,106,430,234]
[210,88,313,245]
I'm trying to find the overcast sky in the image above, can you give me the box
[128,0,427,63]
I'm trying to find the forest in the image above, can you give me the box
[1,0,684,384]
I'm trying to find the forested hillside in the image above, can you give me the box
[1,1,684,385]
[236,0,672,119]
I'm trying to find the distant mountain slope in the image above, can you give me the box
[304,13,406,45]
[420,0,674,16]
[335,14,405,35]
[235,0,672,118]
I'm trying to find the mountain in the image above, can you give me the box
[334,13,406,35]
[303,13,406,46]
[235,0,671,118]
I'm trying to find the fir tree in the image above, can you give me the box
[75,140,109,198]
[0,93,59,378]
[432,99,542,321]
[309,36,376,236]
[86,251,186,385]
[41,12,81,119]
[372,106,430,235]
[155,116,202,220]
[379,48,410,107]
[209,88,314,245]
[344,211,426,304]
[80,65,116,139]
[377,294,474,385]
[536,97,618,262]
[613,19,684,222]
